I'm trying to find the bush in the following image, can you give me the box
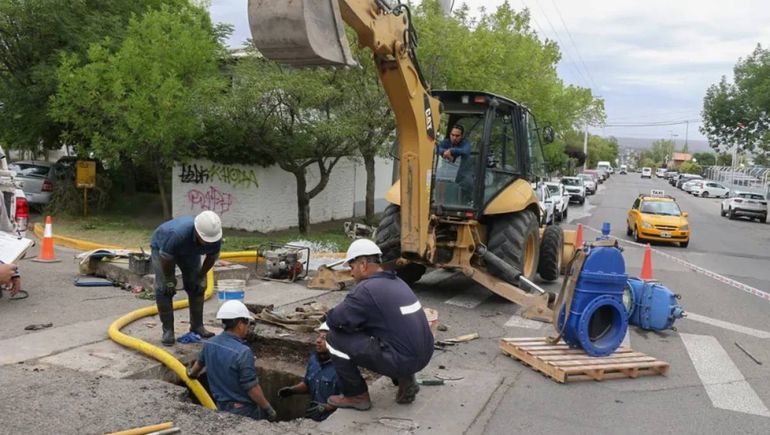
[46,173,113,215]
[679,162,703,175]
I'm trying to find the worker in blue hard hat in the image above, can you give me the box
[187,300,277,421]
[151,210,222,346]
[277,321,340,421]
[323,239,434,411]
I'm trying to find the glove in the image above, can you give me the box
[277,386,294,398]
[263,405,277,422]
[162,277,177,297]
[304,401,327,420]
[186,365,198,380]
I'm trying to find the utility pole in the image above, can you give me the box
[685,121,689,150]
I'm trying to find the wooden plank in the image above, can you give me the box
[539,352,648,362]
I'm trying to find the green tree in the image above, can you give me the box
[0,0,187,154]
[51,5,226,218]
[692,152,716,166]
[679,162,703,175]
[717,153,733,166]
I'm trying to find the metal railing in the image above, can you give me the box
[703,166,770,198]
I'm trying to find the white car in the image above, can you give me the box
[721,191,767,223]
[560,176,587,204]
[576,173,597,194]
[641,167,652,178]
[532,182,555,225]
[0,146,29,238]
[682,179,704,193]
[691,181,729,198]
[655,168,667,178]
[545,182,570,221]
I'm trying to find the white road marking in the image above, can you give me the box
[444,292,490,309]
[685,313,770,339]
[680,333,770,417]
[504,314,545,330]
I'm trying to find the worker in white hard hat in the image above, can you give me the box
[150,210,223,346]
[187,300,277,421]
[277,321,340,421]
[323,239,434,411]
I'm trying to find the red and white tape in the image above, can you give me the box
[584,225,770,302]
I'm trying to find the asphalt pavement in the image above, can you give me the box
[2,174,769,434]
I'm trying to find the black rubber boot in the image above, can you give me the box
[156,294,175,346]
[395,375,420,404]
[188,293,214,338]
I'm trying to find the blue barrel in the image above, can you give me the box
[559,241,629,356]
[625,277,685,331]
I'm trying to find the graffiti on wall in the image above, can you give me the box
[187,186,235,215]
[179,163,258,188]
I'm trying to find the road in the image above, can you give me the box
[2,174,769,434]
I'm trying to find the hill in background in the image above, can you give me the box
[613,136,712,152]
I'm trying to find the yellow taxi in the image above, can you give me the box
[626,190,690,248]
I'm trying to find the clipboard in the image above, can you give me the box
[0,231,35,263]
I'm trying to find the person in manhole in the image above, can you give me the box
[187,300,278,421]
[277,321,340,421]
[151,210,222,346]
[323,239,434,410]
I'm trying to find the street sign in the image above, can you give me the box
[76,160,96,188]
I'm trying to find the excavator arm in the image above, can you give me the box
[248,0,438,260]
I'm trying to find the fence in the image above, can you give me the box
[703,166,770,199]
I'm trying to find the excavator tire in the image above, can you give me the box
[487,210,540,284]
[375,204,426,285]
[538,225,563,282]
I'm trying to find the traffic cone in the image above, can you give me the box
[575,223,584,249]
[640,243,654,280]
[33,216,61,263]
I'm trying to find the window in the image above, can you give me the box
[632,198,641,209]
[525,112,546,179]
[483,108,519,203]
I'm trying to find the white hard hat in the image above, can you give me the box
[316,321,330,332]
[344,239,382,265]
[216,300,253,320]
[195,211,222,243]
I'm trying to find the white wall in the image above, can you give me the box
[172,157,394,232]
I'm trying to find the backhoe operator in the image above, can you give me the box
[436,125,471,162]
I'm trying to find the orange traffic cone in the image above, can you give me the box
[33,216,61,263]
[575,223,584,249]
[640,243,654,280]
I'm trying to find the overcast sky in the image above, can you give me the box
[209,0,770,143]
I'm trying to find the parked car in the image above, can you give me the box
[682,179,705,193]
[582,169,603,184]
[641,167,652,178]
[545,182,570,221]
[597,161,612,177]
[721,191,767,222]
[532,182,555,225]
[691,181,729,198]
[560,177,587,204]
[8,160,55,206]
[619,164,627,174]
[627,192,690,248]
[0,147,29,237]
[576,173,597,194]
[676,174,702,189]
[665,171,679,181]
[655,168,667,178]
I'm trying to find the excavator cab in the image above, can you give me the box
[431,91,552,219]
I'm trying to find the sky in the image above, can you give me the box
[208,0,770,143]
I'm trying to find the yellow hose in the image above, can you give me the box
[107,421,173,435]
[108,251,258,410]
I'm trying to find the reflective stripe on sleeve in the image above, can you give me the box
[325,341,350,360]
[400,300,422,315]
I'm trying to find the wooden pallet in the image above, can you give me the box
[500,337,670,383]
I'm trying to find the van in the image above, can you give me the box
[597,161,612,177]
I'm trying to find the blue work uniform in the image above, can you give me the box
[150,216,221,297]
[325,271,434,396]
[304,352,340,421]
[197,331,264,420]
[436,137,471,162]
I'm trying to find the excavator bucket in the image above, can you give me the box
[248,0,355,67]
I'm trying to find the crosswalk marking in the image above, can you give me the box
[684,313,770,339]
[680,333,770,417]
[444,291,490,309]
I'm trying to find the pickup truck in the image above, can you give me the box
[0,146,29,238]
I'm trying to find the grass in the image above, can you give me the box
[36,193,353,253]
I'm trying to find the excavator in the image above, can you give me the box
[248,0,578,321]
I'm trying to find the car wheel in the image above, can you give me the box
[728,208,736,220]
[626,225,632,236]
[680,240,689,248]
[632,226,641,243]
[762,215,767,224]
[562,208,568,220]
[579,196,585,205]
[720,206,726,217]
[701,191,709,198]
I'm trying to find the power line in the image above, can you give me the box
[549,0,600,91]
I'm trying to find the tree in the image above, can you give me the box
[0,0,187,154]
[717,153,733,166]
[679,162,703,175]
[51,5,226,219]
[692,152,716,166]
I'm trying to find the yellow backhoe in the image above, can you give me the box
[248,0,578,321]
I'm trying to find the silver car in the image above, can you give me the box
[8,160,54,206]
[721,191,767,223]
[576,173,597,195]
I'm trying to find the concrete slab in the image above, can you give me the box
[39,339,164,379]
[0,317,113,365]
[85,258,250,290]
[243,280,333,307]
[319,368,504,434]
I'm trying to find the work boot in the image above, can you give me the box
[327,393,372,411]
[395,375,419,404]
[188,293,214,338]
[156,294,176,347]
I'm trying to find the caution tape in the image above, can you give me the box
[584,225,770,302]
